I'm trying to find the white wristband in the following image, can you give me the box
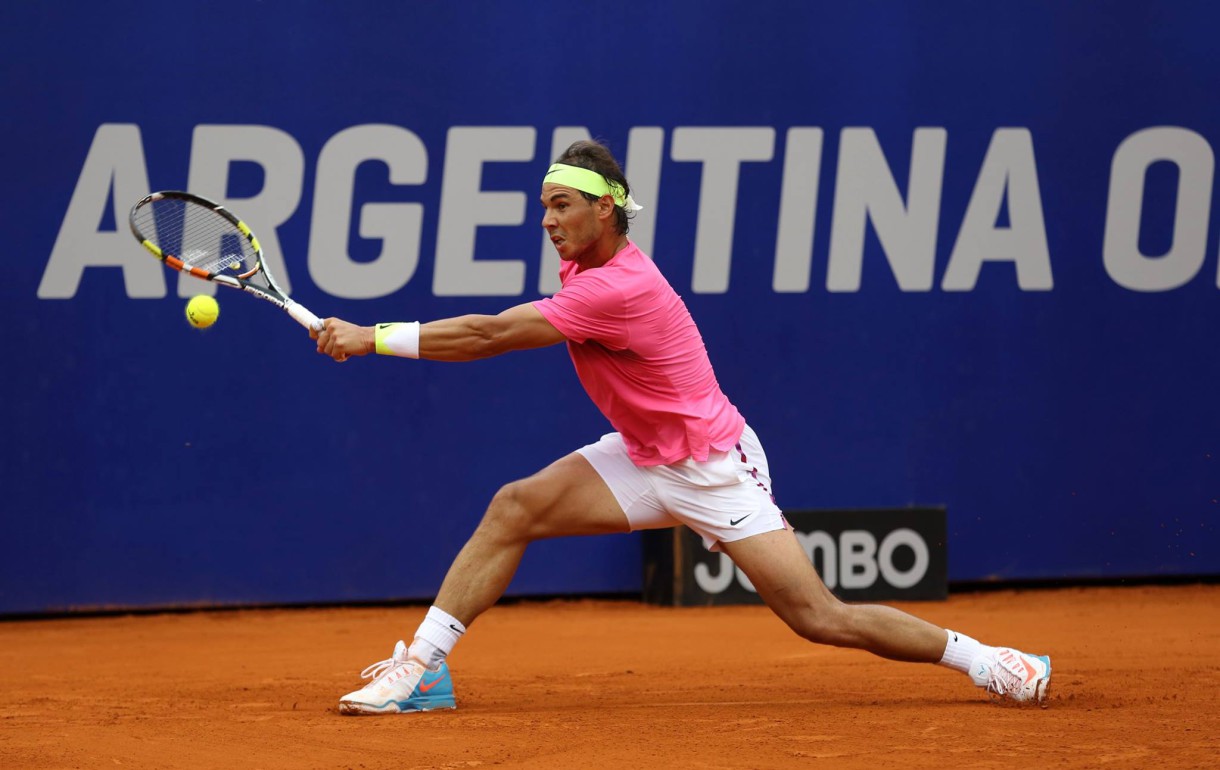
[374,322,421,358]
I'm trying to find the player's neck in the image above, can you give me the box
[576,235,629,270]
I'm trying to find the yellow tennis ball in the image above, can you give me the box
[185,295,220,329]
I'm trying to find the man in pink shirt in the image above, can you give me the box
[314,140,1052,715]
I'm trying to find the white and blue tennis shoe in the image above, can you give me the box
[339,640,456,715]
[970,646,1051,706]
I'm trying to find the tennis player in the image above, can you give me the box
[312,140,1052,714]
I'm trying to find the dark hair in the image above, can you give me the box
[555,139,633,235]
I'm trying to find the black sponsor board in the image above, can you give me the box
[642,507,948,605]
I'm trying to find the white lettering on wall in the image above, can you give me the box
[878,528,930,589]
[434,126,535,296]
[943,128,1053,291]
[839,530,880,589]
[693,528,931,595]
[773,127,824,293]
[693,552,735,593]
[188,125,305,297]
[827,127,947,292]
[38,124,164,299]
[44,122,1220,302]
[308,124,426,299]
[1103,127,1215,291]
[622,128,665,268]
[672,127,776,294]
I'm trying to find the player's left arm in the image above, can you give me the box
[418,303,565,361]
[314,303,566,362]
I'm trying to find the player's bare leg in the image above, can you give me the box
[721,528,1052,704]
[720,528,946,661]
[338,453,628,715]
[433,452,630,625]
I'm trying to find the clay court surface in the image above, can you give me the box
[1,585,1217,769]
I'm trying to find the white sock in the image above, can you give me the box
[938,629,989,675]
[407,606,466,671]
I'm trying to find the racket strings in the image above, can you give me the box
[134,199,259,276]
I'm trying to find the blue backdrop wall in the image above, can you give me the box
[3,1,1217,614]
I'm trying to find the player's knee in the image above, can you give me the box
[480,482,528,535]
[788,598,857,648]
[480,480,545,541]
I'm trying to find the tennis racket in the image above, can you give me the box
[129,191,326,332]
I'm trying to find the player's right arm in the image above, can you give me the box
[313,303,566,362]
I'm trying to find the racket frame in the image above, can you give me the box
[129,191,323,331]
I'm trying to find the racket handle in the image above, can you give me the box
[288,300,348,363]
[285,300,323,331]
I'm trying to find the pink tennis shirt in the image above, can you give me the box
[532,241,745,466]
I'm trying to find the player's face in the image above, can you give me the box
[540,184,609,263]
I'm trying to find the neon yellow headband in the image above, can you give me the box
[544,163,643,211]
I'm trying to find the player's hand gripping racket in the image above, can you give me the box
[129,191,334,339]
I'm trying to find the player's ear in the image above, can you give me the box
[597,195,616,220]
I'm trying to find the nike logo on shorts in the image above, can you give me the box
[729,513,753,527]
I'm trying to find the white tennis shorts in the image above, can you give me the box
[577,424,789,552]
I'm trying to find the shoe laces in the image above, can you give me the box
[983,653,1028,700]
[360,652,410,686]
